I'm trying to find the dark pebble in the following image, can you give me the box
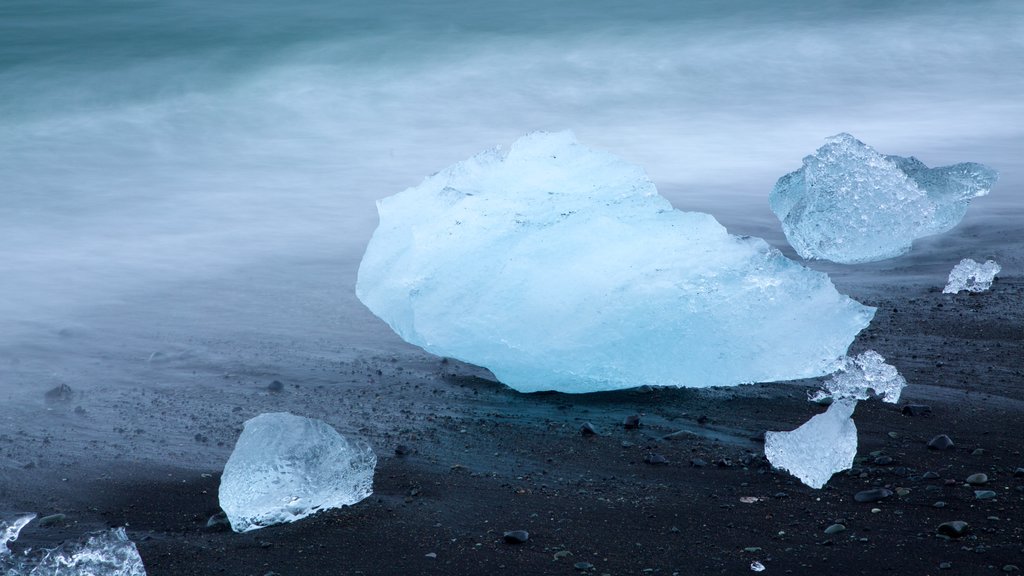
[574,562,594,571]
[937,521,970,538]
[824,523,846,535]
[580,422,599,437]
[44,383,74,403]
[623,414,641,429]
[854,488,893,503]
[901,404,932,416]
[37,513,66,527]
[966,473,988,485]
[503,530,529,544]
[934,501,946,508]
[874,456,893,466]
[644,453,669,466]
[975,490,997,500]
[267,380,284,393]
[394,445,411,456]
[922,471,940,480]
[205,511,231,532]
[1014,468,1024,478]
[928,435,955,450]
[940,562,952,570]
[690,458,707,468]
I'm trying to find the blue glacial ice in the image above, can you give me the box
[765,398,859,489]
[357,131,875,393]
[219,412,377,532]
[944,258,1001,294]
[770,133,997,264]
[1,515,146,576]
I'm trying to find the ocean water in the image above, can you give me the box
[2,0,1022,399]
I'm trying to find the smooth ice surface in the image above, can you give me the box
[765,398,859,489]
[357,131,875,393]
[944,258,1001,294]
[1,514,34,555]
[770,133,997,264]
[219,412,377,533]
[0,525,145,576]
[810,350,906,405]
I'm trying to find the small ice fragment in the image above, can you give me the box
[219,412,377,533]
[770,133,997,264]
[943,258,1001,294]
[1,525,145,575]
[765,398,859,489]
[809,350,906,405]
[751,560,766,571]
[1,514,35,555]
[357,131,875,393]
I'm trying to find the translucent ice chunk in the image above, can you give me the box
[1,514,35,555]
[809,350,906,405]
[357,131,875,393]
[770,133,997,264]
[1,524,145,576]
[219,412,377,533]
[765,398,859,489]
[943,258,1001,294]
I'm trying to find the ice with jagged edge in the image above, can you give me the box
[219,412,377,533]
[765,398,859,489]
[809,350,906,405]
[1,514,145,575]
[944,258,1001,294]
[770,133,997,264]
[357,131,875,393]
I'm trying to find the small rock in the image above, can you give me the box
[966,473,988,485]
[553,550,573,560]
[44,383,74,403]
[824,523,846,535]
[73,406,87,415]
[874,456,893,466]
[425,552,437,559]
[395,444,411,456]
[854,488,893,503]
[895,488,910,497]
[937,521,970,538]
[690,458,707,468]
[580,422,599,436]
[928,435,954,450]
[975,490,997,500]
[267,380,284,393]
[972,448,985,456]
[623,414,641,429]
[1003,565,1020,573]
[574,562,594,571]
[644,453,669,466]
[901,404,932,416]
[503,530,529,544]
[933,501,946,508]
[922,471,940,480]
[205,511,231,532]
[1014,468,1024,478]
[940,562,952,570]
[37,513,66,527]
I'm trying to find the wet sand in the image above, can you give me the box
[2,273,1022,575]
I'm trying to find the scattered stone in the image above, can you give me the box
[922,471,940,480]
[644,453,669,466]
[937,521,970,538]
[934,501,946,508]
[73,406,87,415]
[901,404,932,416]
[574,561,594,571]
[824,523,846,535]
[854,488,893,503]
[267,380,284,393]
[1004,565,1020,573]
[971,448,985,456]
[394,444,411,456]
[887,431,900,439]
[874,456,893,465]
[895,488,910,497]
[205,511,231,532]
[1015,468,1024,478]
[939,562,952,570]
[503,530,529,544]
[690,458,708,468]
[623,414,641,429]
[975,490,997,500]
[928,435,954,450]
[44,383,74,403]
[554,550,573,560]
[37,513,66,527]
[966,473,988,485]
[580,422,599,437]
[425,552,437,559]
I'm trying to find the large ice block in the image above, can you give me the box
[943,258,1001,294]
[770,133,997,264]
[219,412,377,533]
[809,350,905,405]
[765,398,859,489]
[357,131,875,393]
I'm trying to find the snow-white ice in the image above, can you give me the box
[1,514,34,555]
[809,350,906,405]
[765,398,859,489]
[219,412,377,533]
[1,519,145,576]
[770,133,997,264]
[357,131,875,393]
[944,258,1001,294]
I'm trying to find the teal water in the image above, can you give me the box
[1,0,1022,396]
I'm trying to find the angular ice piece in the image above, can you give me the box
[357,131,875,393]
[943,258,1001,294]
[1,525,145,576]
[1,514,35,555]
[765,398,859,489]
[809,350,906,404]
[219,412,377,533]
[770,133,997,264]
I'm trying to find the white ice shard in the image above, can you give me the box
[770,133,997,264]
[809,350,906,405]
[1,514,34,555]
[765,398,859,489]
[219,412,377,533]
[357,131,875,393]
[943,258,1001,294]
[1,522,145,576]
